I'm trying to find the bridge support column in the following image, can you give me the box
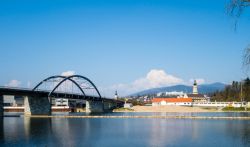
[24,96,51,116]
[86,100,104,113]
[0,95,3,117]
[103,101,117,112]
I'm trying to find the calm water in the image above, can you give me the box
[0,112,250,147]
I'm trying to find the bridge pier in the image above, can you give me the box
[86,100,118,113]
[103,101,117,112]
[86,100,104,113]
[24,96,51,116]
[0,95,3,117]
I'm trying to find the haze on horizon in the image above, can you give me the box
[0,0,249,97]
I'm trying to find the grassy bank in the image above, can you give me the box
[222,107,250,111]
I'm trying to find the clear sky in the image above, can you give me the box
[0,0,250,96]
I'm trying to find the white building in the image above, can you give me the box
[3,95,15,106]
[55,98,69,106]
[152,98,193,106]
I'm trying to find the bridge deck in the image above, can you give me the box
[0,87,123,104]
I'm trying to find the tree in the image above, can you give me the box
[243,77,250,101]
[227,0,250,71]
[227,0,250,18]
[243,46,250,72]
[211,78,250,102]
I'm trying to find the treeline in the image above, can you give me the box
[211,78,250,102]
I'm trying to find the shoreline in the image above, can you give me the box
[24,115,250,120]
[114,106,218,113]
[113,111,250,113]
[4,105,250,113]
[114,106,250,113]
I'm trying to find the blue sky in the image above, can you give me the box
[0,0,249,96]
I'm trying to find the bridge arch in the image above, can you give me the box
[33,75,86,96]
[33,75,102,99]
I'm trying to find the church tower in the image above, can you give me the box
[193,80,198,94]
[114,90,118,100]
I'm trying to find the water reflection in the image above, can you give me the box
[0,113,249,146]
[0,119,3,143]
[50,118,101,147]
[224,120,250,146]
[148,119,197,146]
[24,117,52,146]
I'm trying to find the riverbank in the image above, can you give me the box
[25,115,250,120]
[114,106,219,112]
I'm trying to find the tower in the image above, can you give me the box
[114,90,118,100]
[193,80,198,94]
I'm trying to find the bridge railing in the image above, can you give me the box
[0,86,34,90]
[0,86,119,101]
[0,86,85,95]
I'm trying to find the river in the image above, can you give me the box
[0,112,250,147]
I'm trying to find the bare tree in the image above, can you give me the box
[227,0,250,18]
[243,45,250,72]
[227,0,250,72]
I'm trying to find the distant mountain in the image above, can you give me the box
[129,82,226,97]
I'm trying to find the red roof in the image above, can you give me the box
[152,98,192,103]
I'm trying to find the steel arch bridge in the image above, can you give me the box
[32,75,102,100]
[0,74,125,115]
[0,74,109,101]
